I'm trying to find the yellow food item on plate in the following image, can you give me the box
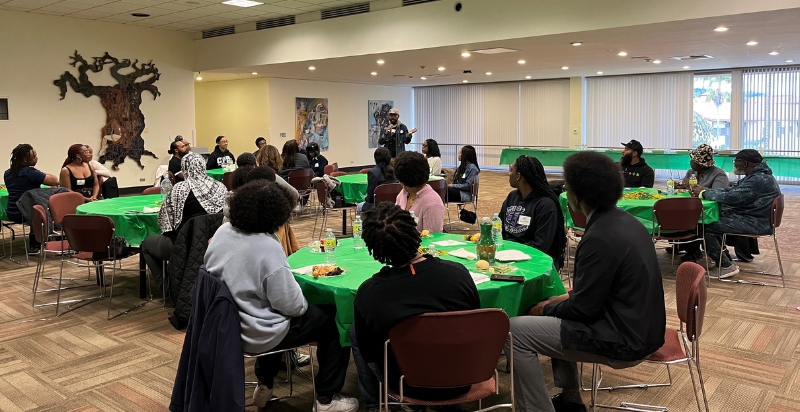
[476,260,490,270]
[421,229,430,237]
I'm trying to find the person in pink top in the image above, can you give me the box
[394,151,445,233]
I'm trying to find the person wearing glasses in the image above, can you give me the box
[690,149,781,279]
[421,139,442,176]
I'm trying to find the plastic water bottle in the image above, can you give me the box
[666,176,675,195]
[323,228,336,265]
[492,213,503,248]
[410,211,419,227]
[688,174,698,188]
[352,216,364,250]
[160,174,172,201]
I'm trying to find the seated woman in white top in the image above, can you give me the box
[422,139,442,176]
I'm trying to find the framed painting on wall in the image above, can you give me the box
[368,100,393,148]
[296,97,329,150]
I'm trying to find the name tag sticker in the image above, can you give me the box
[518,215,532,226]
[76,179,86,185]
[314,163,319,168]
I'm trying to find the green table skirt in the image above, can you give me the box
[288,233,566,346]
[559,189,719,233]
[75,195,162,246]
[500,148,800,179]
[336,174,445,204]
[0,190,7,221]
[206,168,225,181]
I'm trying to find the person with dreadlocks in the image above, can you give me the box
[447,145,480,202]
[4,144,60,253]
[500,156,566,270]
[350,203,479,411]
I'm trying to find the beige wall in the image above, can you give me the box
[194,78,271,159]
[0,10,195,188]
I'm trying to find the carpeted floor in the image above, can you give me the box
[0,170,798,412]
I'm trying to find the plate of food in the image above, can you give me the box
[621,191,663,201]
[418,246,448,256]
[311,265,346,278]
[474,260,518,275]
[463,233,480,243]
[420,229,434,239]
[153,200,163,206]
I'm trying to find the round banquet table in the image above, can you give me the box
[559,188,719,232]
[336,174,445,204]
[206,168,225,181]
[75,195,162,247]
[287,232,566,346]
[0,189,8,221]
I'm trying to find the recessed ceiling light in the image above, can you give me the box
[653,60,661,64]
[525,75,532,79]
[786,60,795,63]
[596,71,603,75]
[308,66,315,70]
[221,0,263,7]
[485,71,492,75]
[370,71,377,76]
[462,80,468,83]
[438,66,445,71]
[377,59,385,65]
[421,77,427,80]
[713,26,728,32]
[131,12,150,17]
[251,72,257,75]
[682,65,691,69]
[461,52,471,57]
[618,51,628,56]
[561,66,569,70]
[196,76,202,80]
[769,51,780,56]
[571,42,582,46]
[746,41,759,46]
[518,59,526,64]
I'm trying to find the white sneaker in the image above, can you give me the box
[314,394,359,412]
[717,263,740,279]
[253,384,273,408]
[295,353,311,367]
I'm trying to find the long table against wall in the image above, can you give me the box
[499,148,800,179]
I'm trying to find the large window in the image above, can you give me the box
[742,67,800,153]
[693,74,731,149]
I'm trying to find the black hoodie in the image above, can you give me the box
[206,146,236,170]
[499,189,562,267]
[621,158,655,188]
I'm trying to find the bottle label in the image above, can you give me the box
[353,224,360,232]
[493,222,501,230]
[324,239,336,248]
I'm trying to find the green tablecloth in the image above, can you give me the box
[499,148,800,178]
[559,188,719,233]
[288,233,566,346]
[0,189,7,221]
[75,195,162,246]
[206,168,225,181]
[336,174,445,204]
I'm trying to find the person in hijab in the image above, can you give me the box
[142,152,228,287]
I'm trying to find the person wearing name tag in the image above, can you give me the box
[306,142,329,177]
[60,144,100,201]
[500,156,566,270]
[378,108,416,158]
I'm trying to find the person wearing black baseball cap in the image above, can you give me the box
[689,149,781,279]
[620,140,655,188]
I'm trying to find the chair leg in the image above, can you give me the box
[107,262,117,320]
[686,358,703,412]
[162,260,168,308]
[773,235,786,288]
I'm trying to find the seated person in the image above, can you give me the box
[500,155,566,270]
[690,149,781,279]
[280,139,310,178]
[142,152,227,287]
[447,145,480,202]
[357,148,397,213]
[168,137,190,182]
[3,144,60,253]
[236,152,257,168]
[394,151,445,233]
[60,144,100,201]
[206,135,235,170]
[256,145,284,174]
[507,151,665,412]
[205,181,358,412]
[620,140,655,188]
[422,139,442,176]
[306,142,329,177]
[350,203,480,410]
[254,136,267,157]
[86,146,111,178]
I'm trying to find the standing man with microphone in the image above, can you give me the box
[378,108,417,158]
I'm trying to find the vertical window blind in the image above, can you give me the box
[586,73,693,150]
[414,80,570,167]
[742,66,800,153]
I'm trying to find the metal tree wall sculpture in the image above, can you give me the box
[54,51,159,170]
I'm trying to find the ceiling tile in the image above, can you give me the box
[271,0,310,8]
[127,6,175,16]
[66,9,115,17]
[36,4,86,12]
[197,3,237,12]
[154,2,194,11]
[90,3,141,11]
[98,13,141,22]
[180,7,218,15]
[118,0,163,6]
[61,0,116,6]
[144,13,188,23]
[127,18,161,26]
[0,4,37,10]
[32,8,66,14]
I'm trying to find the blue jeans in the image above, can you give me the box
[348,324,381,409]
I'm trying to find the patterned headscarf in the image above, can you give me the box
[690,144,715,168]
[158,152,227,232]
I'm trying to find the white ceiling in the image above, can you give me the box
[200,8,800,86]
[0,0,368,32]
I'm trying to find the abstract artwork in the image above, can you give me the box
[296,97,329,151]
[54,51,159,170]
[368,100,393,148]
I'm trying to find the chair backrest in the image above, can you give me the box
[287,168,314,191]
[222,172,233,191]
[567,203,587,228]
[471,176,480,206]
[388,309,509,388]
[359,168,371,174]
[772,194,785,229]
[324,164,337,175]
[48,192,86,226]
[374,182,403,204]
[653,197,703,233]
[32,205,48,244]
[330,171,348,178]
[61,214,114,254]
[315,181,330,210]
[427,178,448,203]
[142,186,161,195]
[675,262,707,342]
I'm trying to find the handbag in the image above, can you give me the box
[459,208,477,224]
[110,236,130,258]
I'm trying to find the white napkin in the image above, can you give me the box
[142,206,161,213]
[448,248,477,260]
[432,240,467,247]
[495,250,531,262]
[470,272,490,285]
[291,265,316,276]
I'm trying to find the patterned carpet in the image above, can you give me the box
[0,170,798,412]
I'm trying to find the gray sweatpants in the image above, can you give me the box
[504,316,642,412]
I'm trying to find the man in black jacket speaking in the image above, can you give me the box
[378,108,416,158]
[505,151,666,412]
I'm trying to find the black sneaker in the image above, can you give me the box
[665,247,687,255]
[551,393,587,412]
[27,247,41,255]
[734,252,754,263]
[680,252,704,263]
